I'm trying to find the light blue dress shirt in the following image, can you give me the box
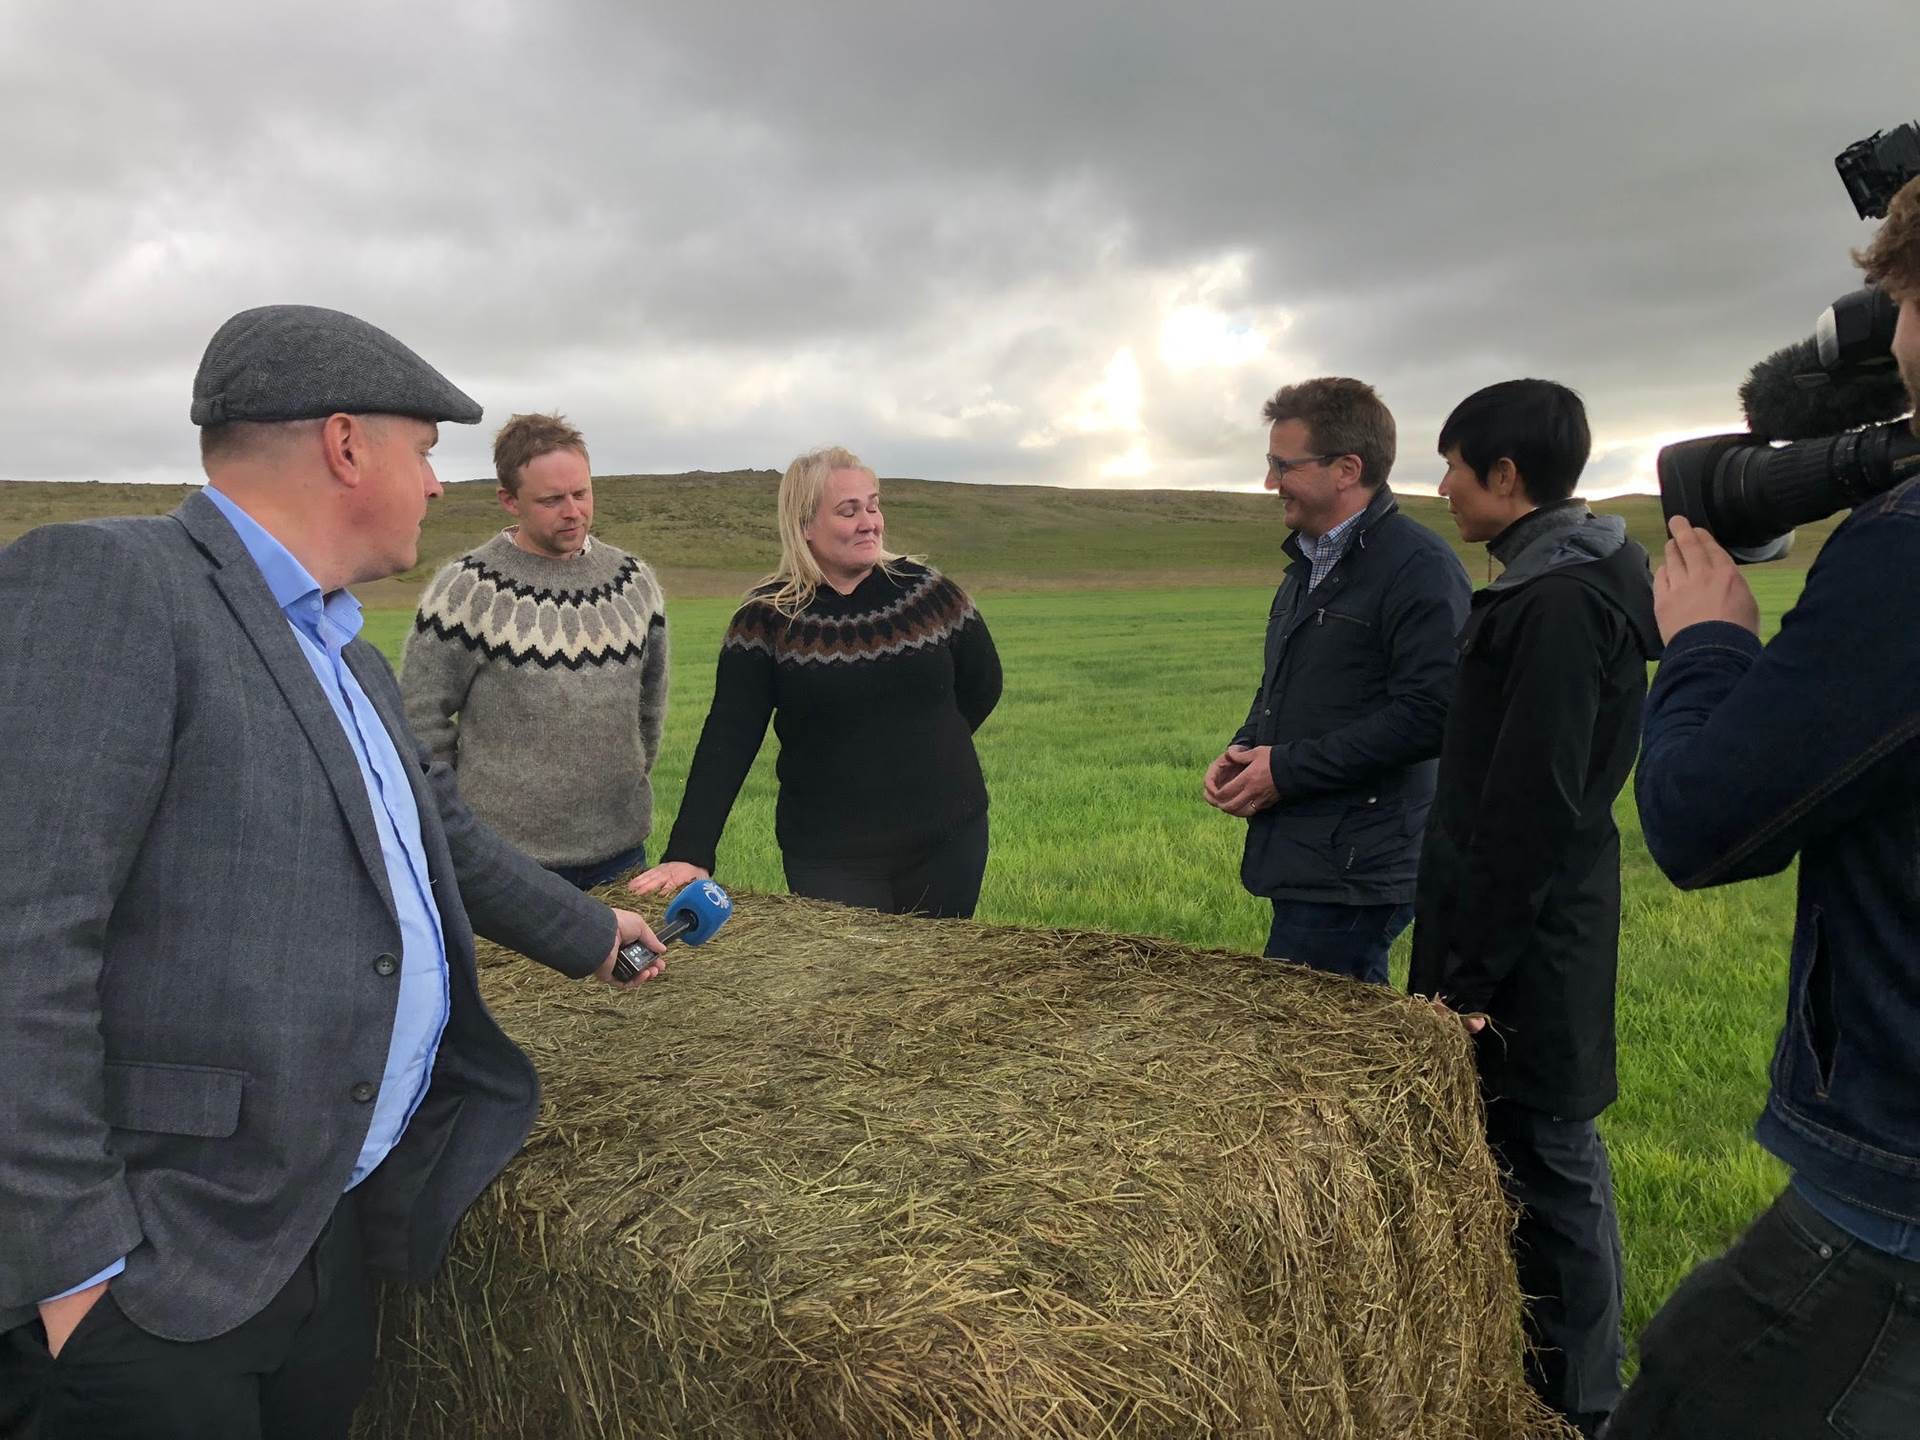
[47,488,452,1303]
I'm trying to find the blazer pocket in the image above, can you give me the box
[103,1060,246,1138]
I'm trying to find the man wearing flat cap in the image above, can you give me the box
[0,304,669,1439]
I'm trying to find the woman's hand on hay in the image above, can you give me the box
[595,909,668,988]
[628,860,710,897]
[1429,996,1488,1035]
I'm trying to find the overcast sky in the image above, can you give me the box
[2,1,1914,495]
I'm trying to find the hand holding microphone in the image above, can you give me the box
[609,880,734,984]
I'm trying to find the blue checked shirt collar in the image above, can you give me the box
[1297,507,1365,590]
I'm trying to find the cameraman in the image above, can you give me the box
[1610,179,1920,1436]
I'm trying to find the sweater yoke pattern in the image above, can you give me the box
[725,566,978,666]
[413,545,665,672]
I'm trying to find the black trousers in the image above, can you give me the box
[1483,1098,1625,1438]
[0,1196,374,1440]
[1609,1185,1920,1439]
[783,812,989,919]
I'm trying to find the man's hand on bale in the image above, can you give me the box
[1429,996,1489,1035]
[596,908,667,989]
[628,860,710,897]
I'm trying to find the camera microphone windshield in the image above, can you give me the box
[1739,331,1911,443]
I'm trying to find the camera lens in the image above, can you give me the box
[1658,421,1920,554]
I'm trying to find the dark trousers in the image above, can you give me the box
[1483,1098,1625,1438]
[783,813,988,919]
[0,1197,373,1440]
[1609,1185,1920,1439]
[1264,899,1412,985]
[548,841,648,891]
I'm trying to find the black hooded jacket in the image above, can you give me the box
[1407,501,1661,1120]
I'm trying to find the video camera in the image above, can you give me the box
[1658,123,1920,559]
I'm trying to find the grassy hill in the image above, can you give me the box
[0,470,1841,606]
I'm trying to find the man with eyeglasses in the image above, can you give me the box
[1205,377,1469,983]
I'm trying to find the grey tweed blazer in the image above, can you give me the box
[0,491,616,1342]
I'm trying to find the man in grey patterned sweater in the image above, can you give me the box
[402,414,669,889]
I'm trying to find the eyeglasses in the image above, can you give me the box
[1266,452,1345,477]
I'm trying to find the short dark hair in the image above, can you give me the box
[494,412,588,495]
[1262,377,1396,489]
[1437,379,1591,505]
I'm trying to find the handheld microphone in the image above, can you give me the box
[611,879,733,982]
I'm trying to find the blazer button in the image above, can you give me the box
[373,953,398,977]
[350,1081,377,1103]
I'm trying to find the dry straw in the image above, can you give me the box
[359,893,1575,1439]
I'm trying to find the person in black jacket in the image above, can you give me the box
[1408,380,1660,1440]
[1206,377,1471,983]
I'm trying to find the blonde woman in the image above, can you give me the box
[630,446,1001,917]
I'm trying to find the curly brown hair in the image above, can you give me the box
[1261,377,1396,489]
[493,412,588,495]
[1853,175,1920,300]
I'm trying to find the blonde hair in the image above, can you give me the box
[757,445,911,616]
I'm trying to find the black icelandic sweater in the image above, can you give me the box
[662,561,1002,872]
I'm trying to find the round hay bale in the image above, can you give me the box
[357,893,1576,1439]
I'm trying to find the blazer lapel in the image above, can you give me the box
[175,493,399,922]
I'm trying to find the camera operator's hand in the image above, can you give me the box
[1655,516,1762,643]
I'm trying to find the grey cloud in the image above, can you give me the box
[1,0,1914,491]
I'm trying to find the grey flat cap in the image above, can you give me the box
[191,304,482,427]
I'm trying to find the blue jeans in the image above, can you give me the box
[547,843,648,892]
[1264,899,1412,985]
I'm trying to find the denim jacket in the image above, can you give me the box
[1637,477,1920,1222]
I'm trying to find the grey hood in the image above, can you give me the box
[1486,501,1628,592]
[1483,499,1661,658]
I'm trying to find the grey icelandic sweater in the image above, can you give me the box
[401,531,669,868]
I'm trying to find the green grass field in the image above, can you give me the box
[360,564,1814,1351]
